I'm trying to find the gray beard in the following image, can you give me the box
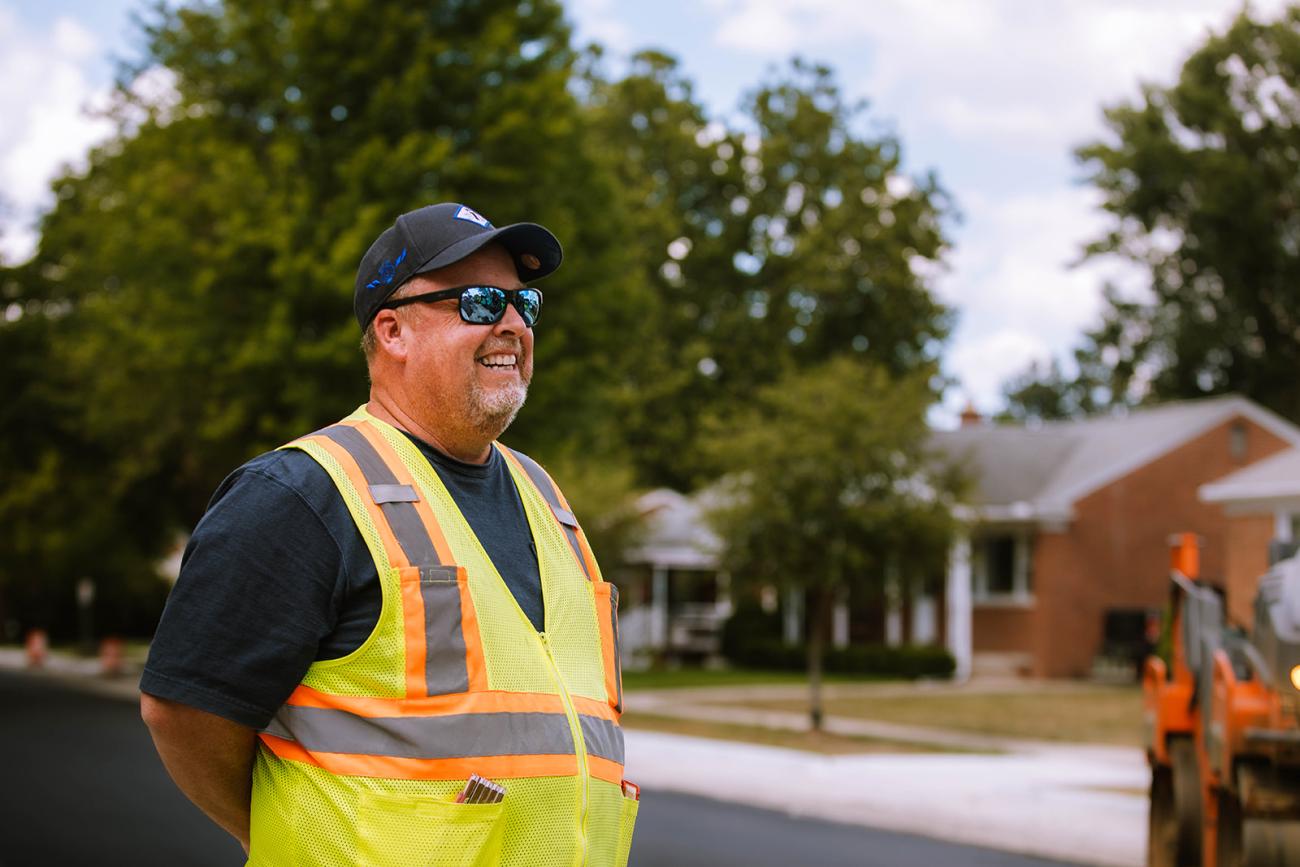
[467,378,528,440]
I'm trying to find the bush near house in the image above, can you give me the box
[721,600,955,679]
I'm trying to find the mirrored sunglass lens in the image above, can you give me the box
[460,286,507,323]
[516,290,541,325]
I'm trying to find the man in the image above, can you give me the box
[141,203,635,866]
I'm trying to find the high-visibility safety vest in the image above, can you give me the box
[247,407,635,867]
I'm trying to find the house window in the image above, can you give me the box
[1230,422,1248,462]
[973,532,1032,602]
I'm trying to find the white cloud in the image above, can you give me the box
[934,186,1148,413]
[942,328,1052,418]
[567,0,634,53]
[0,8,114,264]
[702,0,1286,415]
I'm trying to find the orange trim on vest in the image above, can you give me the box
[544,476,603,584]
[596,588,620,716]
[458,574,490,692]
[570,694,618,722]
[586,755,625,785]
[397,566,429,698]
[499,447,601,583]
[341,419,456,565]
[259,734,582,780]
[346,419,489,694]
[284,684,622,721]
[303,434,408,570]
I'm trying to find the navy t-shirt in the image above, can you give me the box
[140,433,543,729]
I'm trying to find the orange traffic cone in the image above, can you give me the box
[24,629,48,668]
[99,637,124,677]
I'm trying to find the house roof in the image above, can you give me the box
[1200,447,1300,512]
[932,394,1300,522]
[624,488,723,569]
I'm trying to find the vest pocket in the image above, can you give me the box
[400,564,486,696]
[615,794,639,867]
[354,789,504,867]
[592,583,623,714]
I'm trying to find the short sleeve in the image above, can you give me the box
[140,450,349,728]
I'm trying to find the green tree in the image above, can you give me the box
[586,55,954,489]
[1011,6,1300,420]
[1000,356,1100,422]
[703,356,962,729]
[0,0,643,636]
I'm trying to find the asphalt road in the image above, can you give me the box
[0,669,1082,867]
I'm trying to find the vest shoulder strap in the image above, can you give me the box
[286,421,454,570]
[501,447,602,583]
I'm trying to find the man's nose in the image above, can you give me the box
[493,300,528,335]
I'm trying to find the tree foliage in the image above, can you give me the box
[585,54,954,489]
[702,356,962,725]
[1006,6,1300,421]
[0,1,956,640]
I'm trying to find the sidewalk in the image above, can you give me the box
[1,650,1147,866]
[625,682,1147,866]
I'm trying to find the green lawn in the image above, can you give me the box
[619,711,969,755]
[622,667,892,691]
[720,685,1145,746]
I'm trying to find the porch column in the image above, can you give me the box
[946,534,973,682]
[782,587,803,645]
[1276,511,1295,543]
[911,594,937,644]
[832,587,850,649]
[650,565,669,650]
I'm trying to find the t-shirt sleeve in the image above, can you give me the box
[140,452,348,728]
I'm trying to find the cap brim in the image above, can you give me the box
[409,222,562,284]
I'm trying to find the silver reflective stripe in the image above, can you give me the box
[270,706,576,759]
[420,566,470,694]
[609,584,623,713]
[369,483,419,504]
[319,425,440,567]
[506,447,592,581]
[262,717,294,741]
[579,714,625,765]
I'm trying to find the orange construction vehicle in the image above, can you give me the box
[1145,533,1300,867]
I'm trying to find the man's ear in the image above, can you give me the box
[372,309,408,360]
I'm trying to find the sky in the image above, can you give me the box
[1,0,1289,423]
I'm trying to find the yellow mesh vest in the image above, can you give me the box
[246,408,636,867]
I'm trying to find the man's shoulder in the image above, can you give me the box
[208,443,338,514]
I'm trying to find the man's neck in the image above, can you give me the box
[365,392,492,464]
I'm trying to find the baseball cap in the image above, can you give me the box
[354,203,563,329]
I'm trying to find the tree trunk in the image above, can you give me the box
[807,585,832,732]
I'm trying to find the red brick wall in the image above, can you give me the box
[1028,416,1290,677]
[1223,515,1277,630]
[973,606,1035,652]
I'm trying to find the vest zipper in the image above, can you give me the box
[539,631,590,867]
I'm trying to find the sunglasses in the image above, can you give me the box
[379,285,543,327]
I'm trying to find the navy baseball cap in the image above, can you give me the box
[354,203,563,329]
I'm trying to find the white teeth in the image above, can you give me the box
[479,354,517,367]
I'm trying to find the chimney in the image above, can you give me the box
[960,402,983,428]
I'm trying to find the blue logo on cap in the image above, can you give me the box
[365,248,407,290]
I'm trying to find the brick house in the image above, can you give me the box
[1199,446,1300,630]
[935,395,1300,679]
[613,394,1300,679]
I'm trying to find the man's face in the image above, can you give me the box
[396,244,534,441]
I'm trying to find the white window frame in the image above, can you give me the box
[972,529,1034,606]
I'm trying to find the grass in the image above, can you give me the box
[620,711,969,755]
[621,667,892,691]
[721,685,1145,746]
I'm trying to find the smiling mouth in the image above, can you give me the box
[478,353,518,370]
